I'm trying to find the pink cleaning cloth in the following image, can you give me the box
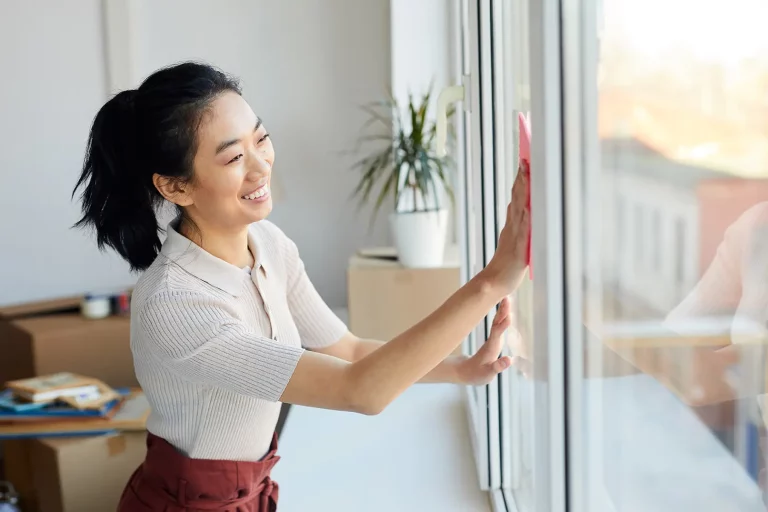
[518,112,532,279]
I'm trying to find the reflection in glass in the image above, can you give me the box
[581,0,768,510]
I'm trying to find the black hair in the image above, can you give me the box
[72,61,242,271]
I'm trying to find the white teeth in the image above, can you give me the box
[242,186,269,200]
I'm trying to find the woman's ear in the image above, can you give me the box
[153,174,193,206]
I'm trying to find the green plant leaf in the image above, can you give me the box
[416,152,438,211]
[350,148,391,202]
[345,133,393,156]
[359,104,392,131]
[371,157,398,225]
[408,94,419,147]
[432,157,455,205]
[348,81,458,225]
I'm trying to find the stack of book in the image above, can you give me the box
[0,372,149,439]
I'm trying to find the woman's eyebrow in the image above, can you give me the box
[215,118,263,155]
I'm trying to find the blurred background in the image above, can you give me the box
[1,0,398,309]
[3,0,768,511]
[0,1,477,511]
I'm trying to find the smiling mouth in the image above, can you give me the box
[241,183,270,201]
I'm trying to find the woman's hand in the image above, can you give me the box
[680,344,739,406]
[456,297,514,386]
[483,162,531,296]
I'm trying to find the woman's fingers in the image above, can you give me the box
[510,165,529,225]
[492,296,512,327]
[485,162,531,295]
[493,356,513,373]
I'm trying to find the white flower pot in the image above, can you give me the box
[390,209,449,268]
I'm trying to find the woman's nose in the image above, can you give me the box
[245,151,270,177]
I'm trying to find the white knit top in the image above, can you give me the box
[129,218,348,461]
[665,202,768,417]
[666,202,768,340]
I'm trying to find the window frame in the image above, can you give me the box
[462,0,572,510]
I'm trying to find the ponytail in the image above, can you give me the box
[72,62,242,271]
[73,89,161,271]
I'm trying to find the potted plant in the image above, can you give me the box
[349,86,456,268]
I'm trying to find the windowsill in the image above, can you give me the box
[273,365,490,511]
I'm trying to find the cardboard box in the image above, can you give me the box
[5,433,146,512]
[347,246,461,348]
[0,299,137,389]
[3,438,37,511]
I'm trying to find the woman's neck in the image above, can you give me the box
[179,218,254,269]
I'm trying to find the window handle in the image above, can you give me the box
[435,74,471,158]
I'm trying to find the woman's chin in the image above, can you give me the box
[242,199,273,222]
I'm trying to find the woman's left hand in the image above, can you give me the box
[456,296,514,386]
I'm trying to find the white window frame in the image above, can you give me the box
[477,0,504,491]
[459,0,571,510]
[560,0,614,510]
[521,1,568,510]
[460,0,491,491]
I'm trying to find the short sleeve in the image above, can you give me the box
[283,238,349,349]
[139,291,305,402]
[665,205,761,326]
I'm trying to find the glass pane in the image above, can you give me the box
[577,1,768,510]
[498,0,534,508]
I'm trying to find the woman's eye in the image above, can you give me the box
[228,154,243,164]
[258,133,270,144]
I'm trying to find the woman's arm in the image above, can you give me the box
[141,170,528,417]
[280,170,530,414]
[140,281,506,415]
[313,295,514,385]
[280,270,507,414]
[311,333,466,384]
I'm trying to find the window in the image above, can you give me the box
[616,197,625,251]
[652,209,661,271]
[674,217,686,294]
[459,0,768,511]
[497,0,535,504]
[634,204,644,270]
[459,0,539,507]
[563,0,768,510]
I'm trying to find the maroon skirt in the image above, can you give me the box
[117,432,280,511]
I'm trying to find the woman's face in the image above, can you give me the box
[181,91,275,231]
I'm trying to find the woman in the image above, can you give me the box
[73,62,530,511]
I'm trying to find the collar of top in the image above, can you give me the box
[159,217,272,296]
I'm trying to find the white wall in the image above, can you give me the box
[0,1,135,307]
[132,0,393,309]
[0,0,392,309]
[389,0,459,240]
[390,0,454,114]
